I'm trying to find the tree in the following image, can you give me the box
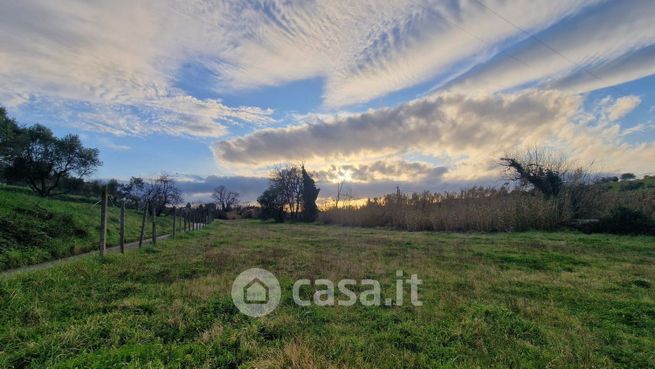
[500,148,567,198]
[212,185,240,211]
[118,177,146,209]
[0,107,22,181]
[620,173,636,181]
[270,165,303,218]
[106,178,121,204]
[257,186,285,222]
[301,165,320,222]
[143,174,183,215]
[3,123,101,197]
[335,180,345,209]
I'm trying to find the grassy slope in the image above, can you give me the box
[1,221,654,368]
[0,186,173,270]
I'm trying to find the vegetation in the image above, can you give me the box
[301,165,320,222]
[320,184,655,233]
[322,149,655,235]
[0,107,101,197]
[0,185,174,270]
[212,185,240,212]
[258,164,320,222]
[1,220,653,368]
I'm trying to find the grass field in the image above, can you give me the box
[0,186,174,271]
[1,220,654,368]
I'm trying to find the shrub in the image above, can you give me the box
[588,207,654,235]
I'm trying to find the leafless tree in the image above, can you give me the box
[335,180,344,209]
[271,165,303,218]
[212,185,240,211]
[143,174,183,215]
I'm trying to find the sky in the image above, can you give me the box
[1,0,654,202]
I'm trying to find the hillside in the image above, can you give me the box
[1,221,653,368]
[0,185,173,270]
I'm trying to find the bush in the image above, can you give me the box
[587,207,655,235]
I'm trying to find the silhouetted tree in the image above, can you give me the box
[143,174,183,215]
[212,185,240,211]
[301,165,320,222]
[258,186,285,222]
[500,148,566,198]
[271,165,303,218]
[620,173,636,181]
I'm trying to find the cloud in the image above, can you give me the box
[214,90,655,179]
[315,161,448,183]
[448,0,655,94]
[98,137,131,152]
[604,96,641,121]
[174,175,269,204]
[207,0,594,107]
[2,0,652,133]
[172,165,490,204]
[0,0,273,137]
[622,122,655,137]
[214,90,580,167]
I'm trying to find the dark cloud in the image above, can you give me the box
[176,175,269,203]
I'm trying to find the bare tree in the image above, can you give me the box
[335,180,344,209]
[271,165,303,218]
[143,174,183,215]
[212,185,240,211]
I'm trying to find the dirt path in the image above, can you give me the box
[1,223,206,278]
[0,235,170,278]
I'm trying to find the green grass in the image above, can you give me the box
[0,185,174,270]
[1,220,654,368]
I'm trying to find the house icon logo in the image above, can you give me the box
[244,278,269,303]
[231,268,281,317]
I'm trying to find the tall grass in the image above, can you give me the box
[320,185,655,232]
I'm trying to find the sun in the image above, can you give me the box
[335,169,353,183]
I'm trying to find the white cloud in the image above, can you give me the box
[205,0,594,107]
[1,0,653,188]
[448,0,655,94]
[0,0,273,137]
[213,90,655,179]
[98,137,131,152]
[604,96,641,121]
[622,122,655,137]
[1,0,652,129]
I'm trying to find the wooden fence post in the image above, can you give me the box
[119,199,125,254]
[139,201,148,248]
[99,186,108,258]
[151,204,157,245]
[172,206,177,238]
